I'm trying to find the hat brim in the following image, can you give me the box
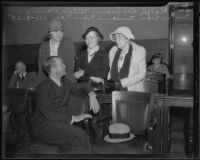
[110,32,134,42]
[104,133,135,143]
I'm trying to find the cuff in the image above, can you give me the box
[120,79,124,88]
[70,115,74,125]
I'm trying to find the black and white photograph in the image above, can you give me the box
[2,1,199,159]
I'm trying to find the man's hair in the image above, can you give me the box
[16,61,26,67]
[43,56,59,75]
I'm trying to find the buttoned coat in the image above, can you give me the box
[74,48,109,82]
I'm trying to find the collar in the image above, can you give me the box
[50,39,60,47]
[120,43,130,56]
[49,75,62,87]
[23,72,26,77]
[87,45,99,56]
[19,72,26,78]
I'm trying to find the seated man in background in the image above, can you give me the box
[8,61,37,90]
[31,56,100,154]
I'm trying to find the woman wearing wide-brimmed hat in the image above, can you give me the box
[37,19,76,85]
[107,26,147,91]
[74,26,109,86]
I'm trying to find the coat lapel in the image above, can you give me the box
[58,39,65,56]
[43,40,50,57]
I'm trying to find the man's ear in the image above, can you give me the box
[51,67,56,74]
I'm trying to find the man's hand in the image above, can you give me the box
[74,69,85,79]
[71,114,92,124]
[14,70,20,75]
[89,92,100,114]
[90,76,104,84]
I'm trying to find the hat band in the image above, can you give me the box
[109,132,130,139]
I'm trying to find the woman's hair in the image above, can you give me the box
[150,53,163,64]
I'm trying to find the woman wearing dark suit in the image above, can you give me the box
[74,27,109,85]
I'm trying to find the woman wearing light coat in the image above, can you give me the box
[107,26,147,91]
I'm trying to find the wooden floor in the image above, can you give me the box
[3,114,188,158]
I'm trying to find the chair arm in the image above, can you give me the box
[82,115,112,144]
[82,118,95,144]
[145,117,159,153]
[93,115,112,123]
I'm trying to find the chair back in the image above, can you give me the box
[146,72,166,93]
[143,80,159,93]
[112,91,154,135]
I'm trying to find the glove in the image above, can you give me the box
[114,81,122,90]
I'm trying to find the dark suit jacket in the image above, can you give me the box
[37,37,76,84]
[31,77,93,131]
[8,72,37,89]
[74,48,109,82]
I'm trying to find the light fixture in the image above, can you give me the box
[181,36,188,42]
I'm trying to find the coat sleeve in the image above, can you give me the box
[162,64,171,79]
[38,44,45,76]
[64,38,76,82]
[121,47,147,88]
[36,43,47,85]
[36,83,72,124]
[70,82,94,95]
[8,74,18,88]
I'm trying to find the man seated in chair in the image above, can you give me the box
[8,61,37,90]
[31,56,100,154]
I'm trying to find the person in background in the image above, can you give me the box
[8,61,37,90]
[31,56,100,154]
[74,26,109,86]
[37,19,76,85]
[147,53,173,80]
[107,26,147,91]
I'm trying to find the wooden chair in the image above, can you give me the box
[92,91,161,155]
[4,88,34,143]
[146,72,166,93]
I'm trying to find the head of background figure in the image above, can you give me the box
[43,56,66,78]
[150,53,163,65]
[82,26,104,49]
[110,26,135,49]
[48,19,64,42]
[15,61,26,73]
